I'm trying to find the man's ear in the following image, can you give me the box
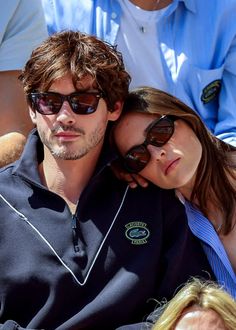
[29,107,37,125]
[108,101,124,122]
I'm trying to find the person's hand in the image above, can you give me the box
[110,159,149,188]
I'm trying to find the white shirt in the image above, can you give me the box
[117,0,168,90]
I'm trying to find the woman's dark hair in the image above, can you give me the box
[115,87,236,235]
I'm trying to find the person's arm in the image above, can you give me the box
[0,0,47,167]
[0,70,33,167]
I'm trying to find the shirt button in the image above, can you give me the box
[111,12,117,19]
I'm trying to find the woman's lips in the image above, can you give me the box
[164,158,181,175]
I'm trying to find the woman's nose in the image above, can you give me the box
[147,144,166,161]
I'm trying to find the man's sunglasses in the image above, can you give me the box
[123,116,176,173]
[28,91,104,115]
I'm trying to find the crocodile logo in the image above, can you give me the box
[125,222,150,245]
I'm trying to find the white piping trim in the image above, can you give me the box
[0,187,129,286]
[82,185,129,283]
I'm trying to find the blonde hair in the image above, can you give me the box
[152,278,236,330]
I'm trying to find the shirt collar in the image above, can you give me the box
[175,190,186,204]
[174,0,196,13]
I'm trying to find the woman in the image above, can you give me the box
[112,86,236,298]
[152,278,236,330]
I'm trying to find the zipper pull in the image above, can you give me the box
[72,213,77,229]
[72,214,79,252]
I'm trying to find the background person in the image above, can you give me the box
[0,0,48,167]
[151,278,236,330]
[0,31,213,330]
[42,0,236,146]
[112,86,236,299]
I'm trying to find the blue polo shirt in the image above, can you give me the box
[42,0,236,146]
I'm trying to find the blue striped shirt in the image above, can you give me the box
[177,192,236,298]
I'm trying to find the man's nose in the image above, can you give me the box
[56,101,76,125]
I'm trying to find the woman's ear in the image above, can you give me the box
[108,101,124,122]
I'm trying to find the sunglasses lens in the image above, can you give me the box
[125,145,150,173]
[30,92,102,115]
[70,94,99,114]
[33,94,61,115]
[147,118,174,146]
[122,117,175,173]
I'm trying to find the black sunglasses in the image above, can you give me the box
[123,115,176,173]
[28,90,104,115]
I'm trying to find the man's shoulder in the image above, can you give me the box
[99,167,181,202]
[129,182,181,205]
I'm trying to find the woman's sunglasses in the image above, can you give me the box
[28,90,104,115]
[123,115,176,173]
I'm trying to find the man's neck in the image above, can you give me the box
[129,0,172,10]
[39,146,102,212]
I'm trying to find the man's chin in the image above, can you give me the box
[51,149,87,160]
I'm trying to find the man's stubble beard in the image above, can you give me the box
[38,125,106,160]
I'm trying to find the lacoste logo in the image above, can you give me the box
[125,222,150,245]
[201,79,221,104]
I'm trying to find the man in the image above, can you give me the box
[0,31,213,329]
[42,0,236,146]
[0,0,48,167]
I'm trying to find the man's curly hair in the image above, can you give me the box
[19,30,131,111]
